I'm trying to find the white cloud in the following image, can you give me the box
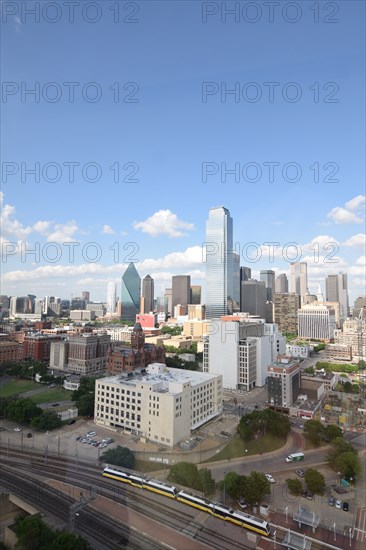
[0,201,33,239]
[327,195,365,225]
[139,245,204,270]
[342,233,366,247]
[46,221,79,242]
[133,210,195,237]
[102,224,115,235]
[345,195,365,211]
[327,207,363,224]
[33,221,52,234]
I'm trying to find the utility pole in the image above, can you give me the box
[69,488,97,532]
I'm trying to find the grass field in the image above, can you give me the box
[205,434,287,463]
[31,388,74,404]
[0,379,40,397]
[0,379,73,403]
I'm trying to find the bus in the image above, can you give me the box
[285,452,304,463]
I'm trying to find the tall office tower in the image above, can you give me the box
[172,275,191,315]
[325,273,349,321]
[274,293,301,333]
[275,273,288,294]
[107,282,117,314]
[290,262,308,299]
[190,285,202,305]
[240,266,252,282]
[82,291,90,302]
[260,270,276,301]
[233,252,240,312]
[205,206,234,319]
[142,275,154,313]
[353,296,366,317]
[164,288,172,315]
[240,280,267,318]
[121,263,141,321]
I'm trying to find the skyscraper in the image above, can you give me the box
[172,275,191,315]
[260,270,276,301]
[205,206,234,319]
[121,263,141,321]
[107,282,116,314]
[275,273,288,294]
[240,267,251,282]
[190,285,202,305]
[325,273,349,321]
[142,275,154,313]
[290,262,308,299]
[240,280,267,318]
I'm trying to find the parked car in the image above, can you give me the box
[342,501,349,511]
[51,403,59,407]
[296,469,305,478]
[237,497,248,509]
[265,474,276,484]
[26,433,32,438]
[335,499,342,509]
[306,492,314,500]
[328,496,335,506]
[301,490,308,498]
[221,431,231,437]
[68,419,75,425]
[14,427,22,432]
[86,431,96,436]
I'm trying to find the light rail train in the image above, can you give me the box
[102,466,271,537]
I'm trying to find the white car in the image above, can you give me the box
[265,474,276,483]
[14,427,22,432]
[335,499,342,509]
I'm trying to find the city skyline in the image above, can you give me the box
[1,2,364,304]
[1,195,364,304]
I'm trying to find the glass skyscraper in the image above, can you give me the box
[205,206,235,319]
[121,263,141,321]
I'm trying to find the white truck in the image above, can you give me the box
[285,452,305,463]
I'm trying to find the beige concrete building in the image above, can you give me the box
[183,320,210,339]
[334,318,366,361]
[94,363,222,447]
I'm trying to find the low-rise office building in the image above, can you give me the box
[94,363,222,447]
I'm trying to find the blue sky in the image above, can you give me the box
[1,0,365,304]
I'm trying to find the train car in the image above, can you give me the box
[228,509,271,537]
[144,478,177,498]
[177,490,212,513]
[209,501,235,520]
[103,466,144,488]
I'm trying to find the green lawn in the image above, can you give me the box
[205,434,287,463]
[31,388,73,404]
[0,379,40,397]
[0,380,73,403]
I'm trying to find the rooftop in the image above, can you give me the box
[101,363,219,394]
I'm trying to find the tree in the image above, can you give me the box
[244,471,270,505]
[332,451,361,481]
[31,410,62,430]
[303,420,323,446]
[14,515,54,550]
[52,531,91,549]
[6,398,41,424]
[218,472,242,500]
[100,445,135,469]
[286,478,303,496]
[237,409,290,442]
[72,377,96,416]
[198,468,216,496]
[167,462,200,490]
[304,468,325,494]
[324,425,343,442]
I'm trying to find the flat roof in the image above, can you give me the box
[100,365,219,394]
